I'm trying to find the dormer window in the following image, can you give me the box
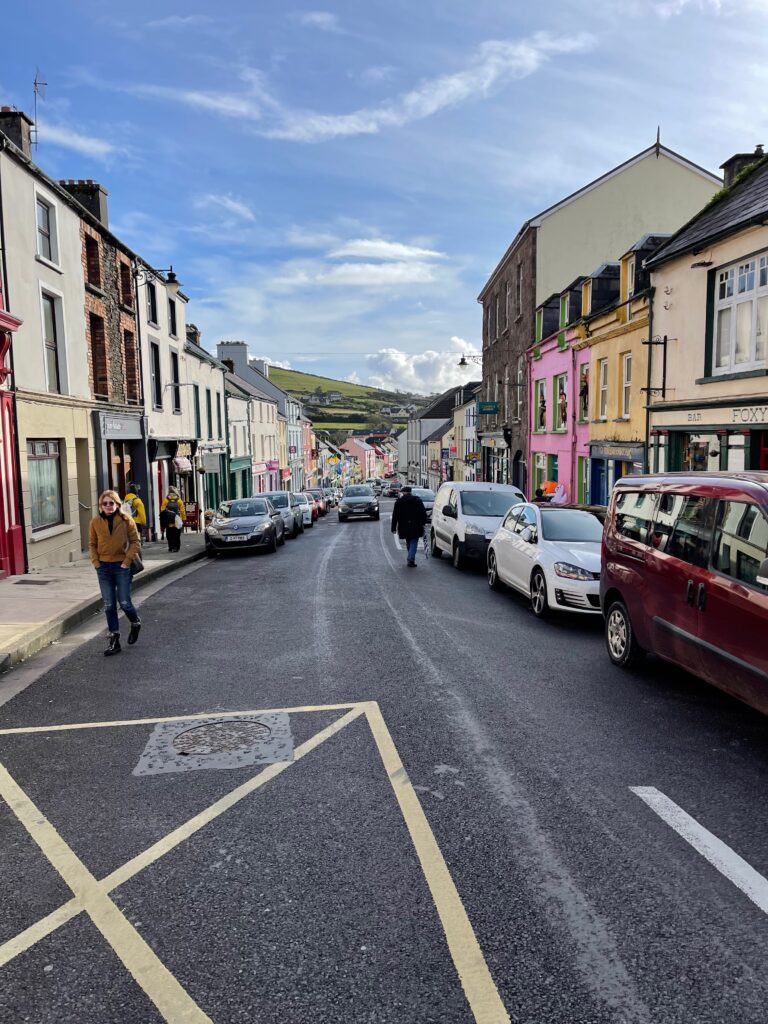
[583,280,592,316]
[560,294,569,328]
[626,256,636,322]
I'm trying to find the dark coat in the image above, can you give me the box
[391,493,427,540]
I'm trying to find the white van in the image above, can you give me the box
[430,482,525,569]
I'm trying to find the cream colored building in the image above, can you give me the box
[646,149,768,473]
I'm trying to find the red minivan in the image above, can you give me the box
[601,472,768,714]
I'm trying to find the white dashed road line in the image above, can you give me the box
[631,786,768,916]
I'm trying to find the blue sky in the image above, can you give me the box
[2,0,767,393]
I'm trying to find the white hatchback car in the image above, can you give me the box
[430,482,526,569]
[487,503,605,616]
[294,492,314,528]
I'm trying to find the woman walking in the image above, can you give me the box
[89,490,142,656]
[160,486,186,552]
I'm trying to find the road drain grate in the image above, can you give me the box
[132,714,293,776]
[14,579,53,585]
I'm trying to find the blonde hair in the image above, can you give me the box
[98,490,131,522]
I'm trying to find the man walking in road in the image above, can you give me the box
[391,485,427,568]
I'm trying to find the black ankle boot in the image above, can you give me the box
[104,633,121,656]
[127,622,141,646]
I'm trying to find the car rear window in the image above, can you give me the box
[712,500,768,587]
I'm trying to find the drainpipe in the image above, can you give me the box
[644,286,655,472]
[0,141,29,573]
[570,336,577,501]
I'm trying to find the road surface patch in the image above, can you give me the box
[0,701,509,1024]
[632,786,768,916]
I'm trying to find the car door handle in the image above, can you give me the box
[686,579,695,606]
[697,582,706,611]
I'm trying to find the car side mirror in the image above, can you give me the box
[757,558,768,587]
[442,504,454,517]
[520,526,535,544]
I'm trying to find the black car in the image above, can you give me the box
[205,498,285,554]
[338,485,380,521]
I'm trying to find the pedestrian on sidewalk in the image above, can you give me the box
[122,481,148,541]
[89,490,142,656]
[160,486,186,552]
[391,485,427,568]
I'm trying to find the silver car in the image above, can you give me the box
[411,487,436,520]
[294,493,314,528]
[261,491,305,538]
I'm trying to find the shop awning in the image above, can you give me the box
[173,456,193,474]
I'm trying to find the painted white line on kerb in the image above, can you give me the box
[631,786,768,915]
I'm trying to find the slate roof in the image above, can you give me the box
[646,158,768,269]
[417,386,462,419]
[422,420,453,445]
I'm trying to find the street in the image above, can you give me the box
[1,500,768,1024]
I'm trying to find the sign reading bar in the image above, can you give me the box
[476,401,499,415]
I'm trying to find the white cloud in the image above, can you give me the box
[37,121,119,162]
[195,194,256,222]
[363,338,481,394]
[328,239,444,262]
[321,261,437,287]
[145,14,214,30]
[266,31,594,142]
[294,11,341,32]
[346,371,361,383]
[359,65,397,86]
[253,355,292,369]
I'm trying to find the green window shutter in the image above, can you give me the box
[557,331,567,351]
[703,268,716,377]
[535,310,543,342]
[533,345,541,360]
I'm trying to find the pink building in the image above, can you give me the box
[341,437,376,480]
[527,279,592,502]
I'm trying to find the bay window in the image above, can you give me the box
[713,253,768,373]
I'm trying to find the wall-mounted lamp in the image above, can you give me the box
[458,354,483,367]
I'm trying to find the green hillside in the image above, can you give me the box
[268,367,424,437]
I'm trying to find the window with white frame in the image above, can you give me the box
[516,262,523,314]
[41,291,63,394]
[146,281,159,326]
[495,292,501,337]
[36,196,58,264]
[713,253,768,373]
[621,353,632,418]
[505,281,511,328]
[626,257,636,321]
[553,372,568,431]
[583,280,592,316]
[27,440,63,531]
[598,358,608,420]
[516,356,523,421]
[534,379,547,432]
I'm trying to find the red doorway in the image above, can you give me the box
[759,432,768,471]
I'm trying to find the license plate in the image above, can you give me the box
[225,535,249,542]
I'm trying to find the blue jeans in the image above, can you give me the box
[97,563,140,635]
[406,538,419,564]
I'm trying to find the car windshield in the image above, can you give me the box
[220,500,267,518]
[295,495,309,505]
[412,489,435,501]
[540,509,604,542]
[309,490,323,498]
[460,491,520,517]
[345,486,372,497]
[266,494,287,508]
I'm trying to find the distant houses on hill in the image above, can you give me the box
[380,404,418,416]
[299,389,345,404]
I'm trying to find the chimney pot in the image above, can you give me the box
[0,107,34,158]
[720,144,766,187]
[58,179,110,227]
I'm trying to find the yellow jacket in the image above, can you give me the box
[160,495,186,522]
[89,514,141,568]
[124,492,147,526]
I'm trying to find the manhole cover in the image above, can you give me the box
[14,579,53,586]
[132,713,293,776]
[173,720,272,756]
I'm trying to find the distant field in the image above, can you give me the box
[312,421,370,430]
[269,368,400,401]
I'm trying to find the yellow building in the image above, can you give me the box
[578,235,669,502]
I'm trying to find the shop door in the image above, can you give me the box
[758,432,768,470]
[591,461,607,505]
[108,442,131,497]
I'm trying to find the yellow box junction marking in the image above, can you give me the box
[0,701,509,1024]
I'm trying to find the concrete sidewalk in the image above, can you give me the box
[0,534,208,674]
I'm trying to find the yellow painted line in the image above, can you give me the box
[0,705,366,970]
[0,702,361,736]
[0,761,212,1024]
[363,702,510,1024]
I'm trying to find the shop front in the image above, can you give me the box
[588,441,646,506]
[229,456,251,499]
[251,460,267,493]
[200,447,227,511]
[650,400,768,474]
[266,459,280,491]
[93,411,150,507]
[480,434,509,484]
[0,302,23,577]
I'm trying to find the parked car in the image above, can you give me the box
[205,498,284,555]
[430,482,526,569]
[306,488,328,516]
[302,492,320,521]
[322,487,337,508]
[487,503,605,617]
[261,491,305,538]
[339,485,380,521]
[294,492,314,528]
[411,487,435,519]
[601,472,768,714]
[385,482,402,498]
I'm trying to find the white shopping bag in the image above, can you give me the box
[422,528,430,558]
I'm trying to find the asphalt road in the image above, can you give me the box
[1,498,768,1023]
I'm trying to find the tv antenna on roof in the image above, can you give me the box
[32,69,47,149]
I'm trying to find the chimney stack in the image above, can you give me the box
[186,324,202,346]
[720,144,765,188]
[251,358,269,378]
[0,107,34,158]
[221,358,235,373]
[58,180,109,226]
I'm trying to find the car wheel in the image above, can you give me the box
[278,525,286,546]
[307,520,313,528]
[339,515,347,522]
[205,545,218,558]
[372,513,380,521]
[452,540,464,570]
[487,550,503,590]
[606,600,646,668]
[269,530,278,554]
[530,568,548,618]
[430,530,442,558]
[292,521,300,538]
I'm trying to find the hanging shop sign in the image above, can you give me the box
[430,459,440,470]
[281,469,292,480]
[266,460,279,471]
[476,401,499,415]
[289,445,298,454]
